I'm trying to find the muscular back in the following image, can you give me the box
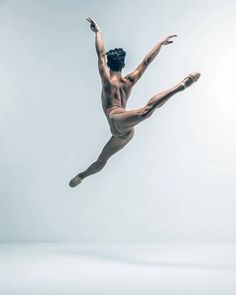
[101,75,133,116]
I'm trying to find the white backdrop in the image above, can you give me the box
[0,0,235,242]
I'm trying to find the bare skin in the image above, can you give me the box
[69,17,200,187]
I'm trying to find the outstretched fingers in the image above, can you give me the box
[161,34,178,45]
[86,17,97,25]
[86,17,93,23]
[86,17,99,32]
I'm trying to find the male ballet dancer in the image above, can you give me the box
[69,17,200,187]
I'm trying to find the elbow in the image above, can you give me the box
[143,58,149,66]
[143,57,151,66]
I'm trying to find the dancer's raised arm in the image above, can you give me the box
[126,35,177,85]
[86,17,110,84]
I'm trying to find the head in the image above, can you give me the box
[106,48,126,72]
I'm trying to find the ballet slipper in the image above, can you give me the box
[181,71,201,89]
[69,175,82,187]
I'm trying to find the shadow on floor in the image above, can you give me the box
[56,248,234,270]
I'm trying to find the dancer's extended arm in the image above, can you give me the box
[126,35,177,84]
[86,17,110,84]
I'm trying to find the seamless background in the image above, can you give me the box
[0,0,235,242]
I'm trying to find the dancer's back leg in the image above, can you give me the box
[69,129,134,187]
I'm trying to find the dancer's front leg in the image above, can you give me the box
[112,72,201,131]
[111,83,182,132]
[145,71,201,111]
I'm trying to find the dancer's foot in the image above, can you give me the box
[69,175,82,187]
[181,71,201,89]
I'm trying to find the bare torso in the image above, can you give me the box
[101,74,133,136]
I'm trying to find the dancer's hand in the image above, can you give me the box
[86,17,100,32]
[160,35,177,45]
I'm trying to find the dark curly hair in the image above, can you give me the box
[106,48,126,71]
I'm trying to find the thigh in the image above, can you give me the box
[98,129,134,161]
[111,106,153,131]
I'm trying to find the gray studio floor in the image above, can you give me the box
[0,242,235,295]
